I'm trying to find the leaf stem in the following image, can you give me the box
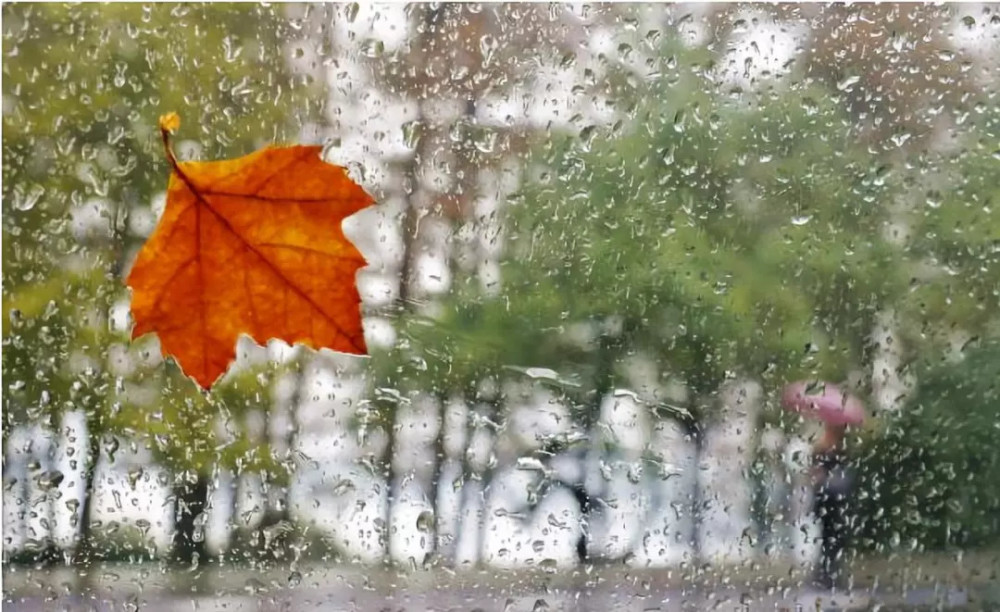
[161,125,180,173]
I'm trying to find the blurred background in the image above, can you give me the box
[3,3,999,609]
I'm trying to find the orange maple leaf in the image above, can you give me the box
[127,113,374,388]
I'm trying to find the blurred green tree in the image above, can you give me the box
[2,3,325,564]
[367,33,910,562]
[897,104,1000,353]
[854,339,1000,553]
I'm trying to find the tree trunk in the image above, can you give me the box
[251,358,303,562]
[684,410,705,564]
[226,469,241,556]
[73,425,104,564]
[38,425,61,566]
[380,417,398,565]
[454,398,476,566]
[470,397,501,567]
[577,331,616,561]
[378,89,427,564]
[428,393,447,556]
[172,475,209,566]
[70,180,129,566]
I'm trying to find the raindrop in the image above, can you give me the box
[360,39,383,58]
[493,508,527,520]
[516,457,547,473]
[791,214,812,226]
[627,463,643,484]
[662,146,675,166]
[332,478,356,496]
[401,119,425,149]
[345,3,360,23]
[480,34,498,66]
[113,62,127,88]
[674,108,687,134]
[127,465,143,490]
[474,130,498,154]
[890,131,912,147]
[416,510,434,532]
[104,436,120,461]
[836,75,860,91]
[35,470,64,491]
[13,184,44,211]
[579,125,598,152]
[222,36,243,63]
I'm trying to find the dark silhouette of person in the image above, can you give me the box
[564,480,591,562]
[534,441,594,564]
[810,423,853,588]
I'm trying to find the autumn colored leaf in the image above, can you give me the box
[126,113,374,388]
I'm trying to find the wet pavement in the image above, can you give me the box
[3,557,997,611]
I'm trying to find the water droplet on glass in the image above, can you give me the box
[474,130,498,154]
[579,125,597,152]
[673,109,686,133]
[36,470,64,491]
[360,39,383,58]
[332,478,356,496]
[480,34,498,66]
[345,2,360,23]
[516,457,547,473]
[416,510,434,532]
[836,75,860,91]
[627,463,643,484]
[13,184,44,211]
[100,437,120,463]
[127,465,143,490]
[402,119,424,149]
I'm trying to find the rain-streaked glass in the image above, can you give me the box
[3,4,999,610]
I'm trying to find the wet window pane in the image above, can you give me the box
[3,4,999,610]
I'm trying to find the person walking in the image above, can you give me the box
[810,423,853,588]
[781,381,865,590]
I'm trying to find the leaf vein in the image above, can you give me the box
[175,177,363,352]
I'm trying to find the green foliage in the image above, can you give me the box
[853,340,1000,552]
[365,37,914,447]
[898,104,1000,349]
[494,54,903,401]
[2,3,322,476]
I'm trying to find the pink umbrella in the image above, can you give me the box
[781,381,865,426]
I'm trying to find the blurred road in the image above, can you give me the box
[3,558,996,611]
